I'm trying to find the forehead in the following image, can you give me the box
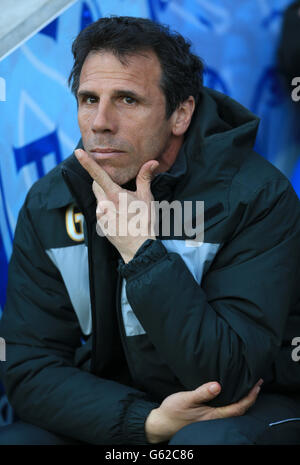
[79,50,163,93]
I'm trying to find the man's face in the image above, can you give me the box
[77,50,179,185]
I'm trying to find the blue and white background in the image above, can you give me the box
[0,0,300,424]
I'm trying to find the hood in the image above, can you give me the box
[152,87,260,199]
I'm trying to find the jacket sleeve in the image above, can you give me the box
[0,196,158,444]
[119,179,300,406]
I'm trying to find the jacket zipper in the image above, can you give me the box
[61,167,98,374]
[115,272,138,383]
[86,221,98,374]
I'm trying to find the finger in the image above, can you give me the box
[216,379,263,419]
[235,378,264,413]
[92,181,107,218]
[75,149,120,195]
[136,160,159,197]
[92,180,106,200]
[190,382,222,405]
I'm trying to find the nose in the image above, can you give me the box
[92,98,117,134]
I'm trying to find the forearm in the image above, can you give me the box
[2,344,158,445]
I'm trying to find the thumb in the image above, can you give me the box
[190,382,221,405]
[136,160,159,196]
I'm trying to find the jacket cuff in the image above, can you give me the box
[122,398,159,445]
[118,239,167,279]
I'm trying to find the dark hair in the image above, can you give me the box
[68,16,204,118]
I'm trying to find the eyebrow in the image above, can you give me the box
[77,88,147,103]
[77,89,97,100]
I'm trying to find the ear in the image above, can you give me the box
[171,96,195,136]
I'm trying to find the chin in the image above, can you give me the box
[91,156,138,186]
[103,167,136,187]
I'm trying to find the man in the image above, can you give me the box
[0,16,299,445]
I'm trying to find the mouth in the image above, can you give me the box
[90,148,126,159]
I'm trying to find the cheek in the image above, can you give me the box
[134,120,160,148]
[138,122,171,156]
[78,109,92,132]
[77,112,85,132]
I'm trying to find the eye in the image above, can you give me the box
[86,96,98,104]
[122,96,136,105]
